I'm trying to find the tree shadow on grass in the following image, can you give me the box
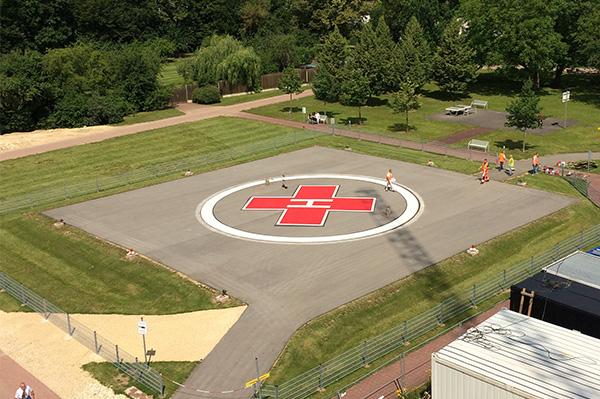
[495,139,536,152]
[366,97,389,107]
[339,116,368,125]
[388,123,417,132]
[420,89,469,102]
[278,106,303,113]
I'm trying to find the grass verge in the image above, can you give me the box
[82,361,198,398]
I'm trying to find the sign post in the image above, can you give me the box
[562,91,570,128]
[302,107,306,129]
[138,318,148,364]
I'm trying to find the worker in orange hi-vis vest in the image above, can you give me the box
[532,153,539,175]
[498,151,506,171]
[385,169,394,191]
[478,159,489,181]
[481,163,490,183]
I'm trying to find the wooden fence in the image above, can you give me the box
[169,68,315,104]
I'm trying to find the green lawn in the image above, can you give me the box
[82,361,198,398]
[247,72,600,158]
[159,56,193,87]
[0,211,242,314]
[116,108,184,126]
[0,117,299,198]
[216,88,294,106]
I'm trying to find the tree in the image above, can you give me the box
[460,0,567,89]
[505,80,542,152]
[318,26,350,88]
[290,0,370,37]
[339,69,370,125]
[576,2,600,70]
[240,0,271,36]
[218,47,262,91]
[312,65,338,118]
[390,80,421,133]
[398,17,432,90]
[278,67,303,119]
[432,19,478,97]
[354,17,397,96]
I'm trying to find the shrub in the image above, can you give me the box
[192,85,221,104]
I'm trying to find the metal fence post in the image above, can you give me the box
[67,313,73,336]
[579,231,583,250]
[94,331,99,353]
[319,363,323,390]
[502,270,506,290]
[255,358,262,399]
[0,271,5,290]
[472,285,476,306]
[400,352,406,388]
[459,321,462,336]
[43,298,48,319]
[363,341,368,366]
[135,357,141,380]
[439,301,444,324]
[64,184,67,200]
[20,283,25,304]
[530,256,534,275]
[116,344,120,363]
[160,373,164,396]
[275,385,279,399]
[403,321,407,344]
[556,242,560,259]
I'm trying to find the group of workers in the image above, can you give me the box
[479,151,540,183]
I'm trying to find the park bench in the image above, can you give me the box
[468,139,489,151]
[319,114,328,124]
[470,100,488,109]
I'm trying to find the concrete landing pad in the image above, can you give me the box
[44,147,577,397]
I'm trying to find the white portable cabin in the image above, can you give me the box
[431,308,600,399]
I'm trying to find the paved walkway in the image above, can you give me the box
[0,349,60,399]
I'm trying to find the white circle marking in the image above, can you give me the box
[197,174,423,244]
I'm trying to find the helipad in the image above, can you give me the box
[44,146,577,396]
[199,174,423,243]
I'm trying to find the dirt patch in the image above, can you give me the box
[0,125,115,152]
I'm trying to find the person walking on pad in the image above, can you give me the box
[508,155,515,176]
[498,151,506,171]
[15,382,35,399]
[532,153,539,175]
[385,169,394,191]
[478,159,489,181]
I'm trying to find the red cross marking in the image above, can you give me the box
[242,185,376,226]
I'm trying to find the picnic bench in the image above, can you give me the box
[470,100,488,109]
[445,105,475,116]
[468,139,489,151]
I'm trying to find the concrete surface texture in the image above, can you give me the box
[44,147,577,398]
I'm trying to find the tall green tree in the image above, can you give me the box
[339,69,370,125]
[505,80,542,152]
[576,2,600,70]
[398,17,432,90]
[278,67,303,119]
[460,0,567,89]
[355,17,397,95]
[312,65,338,117]
[390,80,421,133]
[432,19,478,97]
[318,26,350,85]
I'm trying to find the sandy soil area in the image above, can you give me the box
[0,306,246,399]
[0,125,115,152]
